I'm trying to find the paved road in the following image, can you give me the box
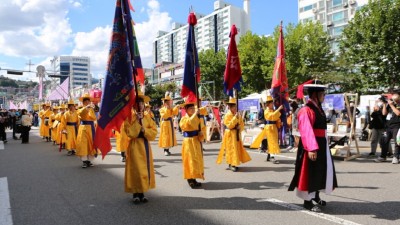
[0,127,399,225]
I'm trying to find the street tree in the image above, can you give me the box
[340,0,400,90]
[198,49,226,100]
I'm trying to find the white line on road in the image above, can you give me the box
[0,141,4,150]
[0,177,13,225]
[258,198,362,225]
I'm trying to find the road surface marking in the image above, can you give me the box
[247,150,296,160]
[0,177,13,225]
[258,198,361,225]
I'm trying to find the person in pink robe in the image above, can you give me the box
[288,81,338,212]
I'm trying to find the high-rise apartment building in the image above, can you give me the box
[152,0,250,84]
[298,0,368,53]
[50,56,91,89]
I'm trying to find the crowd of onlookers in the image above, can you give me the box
[0,108,36,144]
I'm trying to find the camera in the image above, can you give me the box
[379,95,388,103]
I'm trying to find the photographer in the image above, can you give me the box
[375,93,400,163]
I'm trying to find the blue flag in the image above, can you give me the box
[94,0,136,158]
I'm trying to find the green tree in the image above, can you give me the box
[198,49,226,100]
[146,81,178,107]
[238,31,270,96]
[280,22,333,87]
[340,0,400,90]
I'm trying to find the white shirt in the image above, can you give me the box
[21,115,32,126]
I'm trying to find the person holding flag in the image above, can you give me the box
[179,99,205,188]
[159,92,179,156]
[250,95,283,164]
[271,22,290,149]
[217,24,251,171]
[124,90,157,203]
[76,93,97,168]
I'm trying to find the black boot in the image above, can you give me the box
[121,152,126,162]
[138,193,148,203]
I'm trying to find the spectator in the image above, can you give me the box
[362,106,371,131]
[368,104,386,156]
[375,93,400,163]
[0,109,7,143]
[20,109,32,144]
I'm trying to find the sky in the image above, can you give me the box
[0,0,298,81]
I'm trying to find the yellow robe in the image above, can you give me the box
[49,113,58,142]
[55,112,66,145]
[42,110,53,137]
[62,110,79,151]
[124,112,157,193]
[76,107,97,157]
[250,108,281,154]
[145,110,155,121]
[179,113,205,180]
[158,106,179,148]
[39,110,45,137]
[115,122,129,153]
[217,111,251,166]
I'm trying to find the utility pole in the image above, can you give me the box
[26,60,35,72]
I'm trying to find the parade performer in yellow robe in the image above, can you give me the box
[39,103,46,138]
[42,103,53,142]
[49,106,59,145]
[55,104,67,147]
[250,95,283,164]
[217,98,251,171]
[124,92,157,203]
[158,92,179,156]
[115,121,130,162]
[62,100,79,156]
[76,93,97,168]
[179,101,205,188]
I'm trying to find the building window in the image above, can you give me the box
[73,68,88,71]
[72,63,88,67]
[303,4,313,11]
[333,0,342,7]
[332,11,344,21]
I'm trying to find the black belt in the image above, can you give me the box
[162,118,172,121]
[183,131,199,137]
[264,120,277,125]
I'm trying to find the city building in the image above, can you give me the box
[50,56,92,89]
[298,0,368,53]
[151,0,251,85]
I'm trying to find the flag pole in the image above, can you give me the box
[121,0,141,123]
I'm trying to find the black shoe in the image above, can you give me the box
[82,162,88,168]
[67,151,73,156]
[266,154,271,161]
[230,166,238,172]
[388,153,394,158]
[133,193,140,204]
[86,161,94,167]
[304,200,321,212]
[138,193,148,203]
[72,150,76,155]
[368,152,375,156]
[312,198,327,206]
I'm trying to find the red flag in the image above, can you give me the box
[271,23,288,102]
[223,24,242,96]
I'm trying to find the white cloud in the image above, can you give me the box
[69,0,172,78]
[0,0,78,57]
